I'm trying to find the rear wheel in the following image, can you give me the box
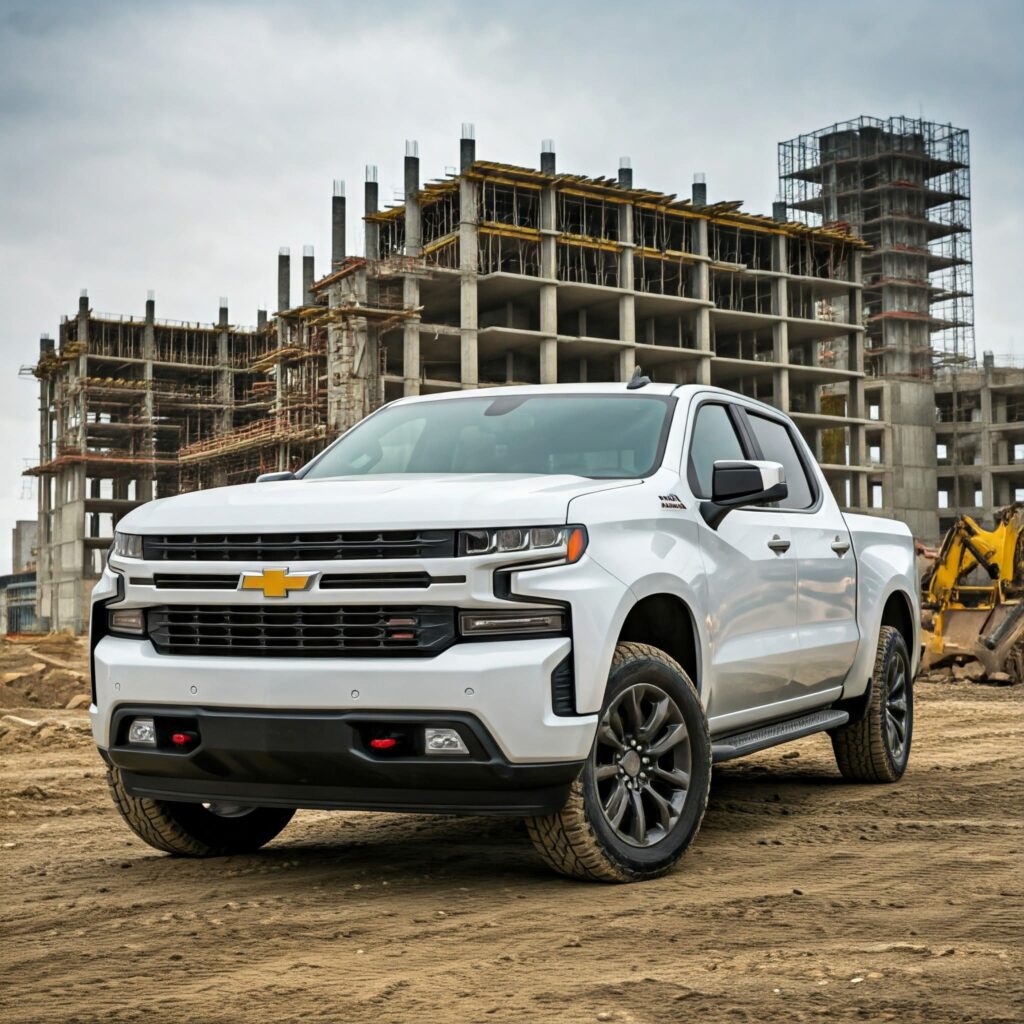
[831,625,913,783]
[526,642,711,882]
[107,767,294,856]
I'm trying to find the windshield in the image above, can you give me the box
[304,394,674,480]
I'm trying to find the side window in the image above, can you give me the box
[687,403,746,498]
[745,413,815,509]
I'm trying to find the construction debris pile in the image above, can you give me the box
[0,634,90,751]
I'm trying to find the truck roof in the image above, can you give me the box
[387,382,782,414]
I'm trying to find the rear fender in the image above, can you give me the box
[841,513,920,698]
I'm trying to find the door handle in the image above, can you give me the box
[831,537,851,556]
[767,535,791,554]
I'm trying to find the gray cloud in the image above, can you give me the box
[1,0,1021,571]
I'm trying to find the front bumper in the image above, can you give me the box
[103,705,582,815]
[92,634,597,765]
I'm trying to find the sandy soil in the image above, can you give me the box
[1,639,1021,1024]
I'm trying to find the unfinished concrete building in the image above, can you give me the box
[934,355,1024,535]
[28,130,869,631]
[25,299,274,631]
[780,116,975,541]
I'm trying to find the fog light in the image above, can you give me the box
[109,609,145,635]
[127,717,157,746]
[459,610,565,636]
[424,727,469,756]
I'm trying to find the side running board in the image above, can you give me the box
[711,708,850,764]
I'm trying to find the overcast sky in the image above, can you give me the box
[1,0,1021,573]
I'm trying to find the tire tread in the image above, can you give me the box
[106,767,293,857]
[831,626,910,783]
[526,642,710,883]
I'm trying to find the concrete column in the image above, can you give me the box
[618,157,632,191]
[75,293,89,455]
[216,298,232,430]
[302,246,315,305]
[771,323,790,411]
[691,219,712,385]
[847,258,869,510]
[540,292,558,383]
[277,249,290,313]
[540,140,556,177]
[404,143,421,257]
[459,175,479,388]
[364,167,380,260]
[403,276,421,395]
[539,178,558,384]
[332,181,346,269]
[617,337,635,382]
[618,195,636,381]
[772,236,789,410]
[142,291,157,499]
[980,380,994,514]
[460,124,476,171]
[89,477,100,538]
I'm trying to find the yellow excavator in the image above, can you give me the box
[921,502,1024,681]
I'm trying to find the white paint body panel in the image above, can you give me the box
[93,383,918,766]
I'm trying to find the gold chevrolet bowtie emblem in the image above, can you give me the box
[239,567,317,599]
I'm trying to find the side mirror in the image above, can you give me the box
[700,460,787,529]
[256,470,297,483]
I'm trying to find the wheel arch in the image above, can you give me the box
[615,591,703,694]
[880,589,915,659]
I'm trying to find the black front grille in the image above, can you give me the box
[319,572,466,589]
[142,531,457,562]
[152,573,240,590]
[147,605,456,657]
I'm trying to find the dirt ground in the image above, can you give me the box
[1,638,1021,1024]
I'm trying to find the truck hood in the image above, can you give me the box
[119,474,639,534]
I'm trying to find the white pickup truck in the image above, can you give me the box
[92,381,919,882]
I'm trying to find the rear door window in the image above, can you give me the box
[744,412,816,509]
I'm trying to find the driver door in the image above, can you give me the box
[686,400,800,732]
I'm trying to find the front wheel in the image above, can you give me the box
[526,642,711,882]
[107,767,295,856]
[831,625,913,783]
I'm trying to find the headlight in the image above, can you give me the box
[111,533,143,559]
[458,525,587,563]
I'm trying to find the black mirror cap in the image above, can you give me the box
[256,470,297,483]
[700,461,789,529]
[712,462,766,504]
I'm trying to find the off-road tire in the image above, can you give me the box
[526,642,711,883]
[107,767,294,856]
[831,625,913,783]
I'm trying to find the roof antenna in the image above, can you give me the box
[626,366,652,390]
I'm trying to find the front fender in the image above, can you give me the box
[509,555,634,715]
[562,478,710,713]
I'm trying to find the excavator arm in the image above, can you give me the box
[922,502,1024,681]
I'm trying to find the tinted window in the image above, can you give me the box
[688,403,746,498]
[305,395,674,479]
[746,413,815,509]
